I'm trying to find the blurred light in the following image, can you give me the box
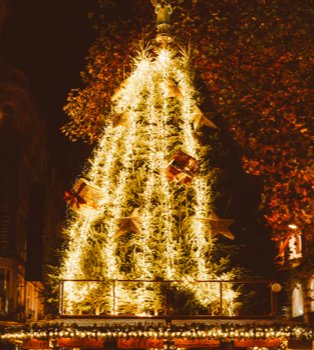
[288,224,298,229]
[271,283,282,293]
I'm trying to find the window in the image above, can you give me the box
[0,267,11,316]
[292,283,304,318]
[309,276,314,312]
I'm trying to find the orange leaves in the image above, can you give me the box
[187,1,313,249]
[262,167,313,243]
[60,0,313,257]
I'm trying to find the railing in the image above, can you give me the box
[59,279,281,318]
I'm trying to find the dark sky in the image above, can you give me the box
[1,0,98,183]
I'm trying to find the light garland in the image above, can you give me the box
[57,45,240,316]
[1,322,313,343]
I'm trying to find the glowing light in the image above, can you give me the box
[58,46,238,315]
[288,224,298,229]
[1,323,313,344]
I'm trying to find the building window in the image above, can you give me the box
[292,283,304,318]
[0,267,11,316]
[309,276,314,312]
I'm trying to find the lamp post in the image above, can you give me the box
[270,282,282,315]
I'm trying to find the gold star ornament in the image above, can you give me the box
[192,106,217,131]
[116,208,141,237]
[192,212,235,240]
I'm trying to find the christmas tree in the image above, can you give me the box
[59,1,240,317]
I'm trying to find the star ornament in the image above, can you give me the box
[116,208,141,237]
[192,212,235,240]
[113,112,128,128]
[165,79,217,131]
[166,78,183,100]
[192,106,217,131]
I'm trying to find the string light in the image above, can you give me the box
[1,323,313,344]
[58,46,238,315]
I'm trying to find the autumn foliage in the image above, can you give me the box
[61,0,313,264]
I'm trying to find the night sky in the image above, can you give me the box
[1,0,98,183]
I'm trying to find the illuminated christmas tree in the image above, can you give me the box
[59,1,239,316]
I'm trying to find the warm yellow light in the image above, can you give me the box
[288,224,298,229]
[59,46,238,315]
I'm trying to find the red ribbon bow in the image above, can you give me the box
[64,182,87,209]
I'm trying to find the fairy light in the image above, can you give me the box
[137,65,157,281]
[60,124,129,313]
[57,45,240,315]
[157,49,178,280]
[2,323,312,344]
[172,55,215,288]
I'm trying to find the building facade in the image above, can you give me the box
[0,0,64,333]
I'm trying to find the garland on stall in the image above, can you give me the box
[1,322,313,343]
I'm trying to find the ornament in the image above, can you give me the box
[116,208,141,237]
[192,106,217,130]
[64,177,102,212]
[166,150,199,184]
[166,79,216,130]
[166,79,183,100]
[166,79,217,132]
[192,212,235,240]
[113,112,128,127]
